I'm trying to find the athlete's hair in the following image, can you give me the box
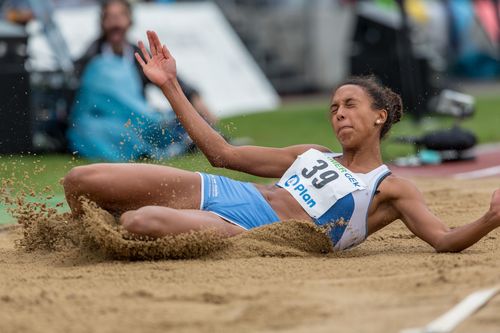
[336,75,403,139]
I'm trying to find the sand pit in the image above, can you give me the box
[1,177,499,333]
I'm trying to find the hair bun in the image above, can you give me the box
[385,89,403,125]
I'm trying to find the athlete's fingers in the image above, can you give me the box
[134,52,146,68]
[150,31,164,57]
[138,40,150,62]
[147,30,157,56]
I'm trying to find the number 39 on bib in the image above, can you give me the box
[277,149,367,219]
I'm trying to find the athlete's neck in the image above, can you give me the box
[339,143,383,173]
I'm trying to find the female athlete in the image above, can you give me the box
[63,31,500,252]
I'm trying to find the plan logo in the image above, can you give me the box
[284,175,317,208]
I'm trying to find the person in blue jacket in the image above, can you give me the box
[68,0,217,161]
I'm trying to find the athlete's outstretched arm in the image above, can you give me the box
[391,178,500,252]
[135,30,328,178]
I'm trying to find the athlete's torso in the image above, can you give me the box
[254,183,313,222]
[254,149,394,249]
[256,182,397,234]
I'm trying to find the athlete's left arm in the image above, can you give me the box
[389,177,500,253]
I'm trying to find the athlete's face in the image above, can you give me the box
[102,2,131,46]
[329,85,386,149]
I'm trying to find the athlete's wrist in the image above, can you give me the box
[159,77,178,91]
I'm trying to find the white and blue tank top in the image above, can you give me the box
[276,149,391,251]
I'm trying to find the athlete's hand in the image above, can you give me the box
[489,189,500,227]
[135,30,176,89]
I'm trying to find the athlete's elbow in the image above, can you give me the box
[206,149,229,168]
[434,244,461,253]
[423,228,459,253]
[208,146,237,168]
[432,238,463,253]
[208,156,227,168]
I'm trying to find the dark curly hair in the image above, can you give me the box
[336,75,403,139]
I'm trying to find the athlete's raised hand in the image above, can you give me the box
[135,30,176,88]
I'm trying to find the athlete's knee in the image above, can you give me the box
[121,213,146,235]
[120,207,163,236]
[63,165,91,193]
[63,164,107,195]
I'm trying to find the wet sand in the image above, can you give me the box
[0,177,499,333]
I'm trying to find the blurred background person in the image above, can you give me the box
[0,0,32,24]
[67,0,218,161]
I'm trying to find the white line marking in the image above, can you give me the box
[400,285,500,333]
[453,166,500,180]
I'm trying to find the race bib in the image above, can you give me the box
[277,149,367,218]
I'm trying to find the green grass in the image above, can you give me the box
[1,95,499,224]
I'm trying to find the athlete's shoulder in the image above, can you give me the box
[378,174,422,200]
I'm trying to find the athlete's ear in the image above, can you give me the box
[375,109,388,125]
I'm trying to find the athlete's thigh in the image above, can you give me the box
[170,209,245,236]
[123,207,245,237]
[78,163,202,211]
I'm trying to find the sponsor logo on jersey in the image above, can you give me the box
[284,175,317,208]
[328,159,362,188]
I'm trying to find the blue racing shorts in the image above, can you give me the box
[197,173,280,230]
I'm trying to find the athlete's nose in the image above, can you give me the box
[336,106,346,121]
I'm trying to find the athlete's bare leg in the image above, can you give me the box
[63,163,203,216]
[120,207,245,237]
[63,163,245,237]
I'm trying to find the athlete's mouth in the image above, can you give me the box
[338,126,353,133]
